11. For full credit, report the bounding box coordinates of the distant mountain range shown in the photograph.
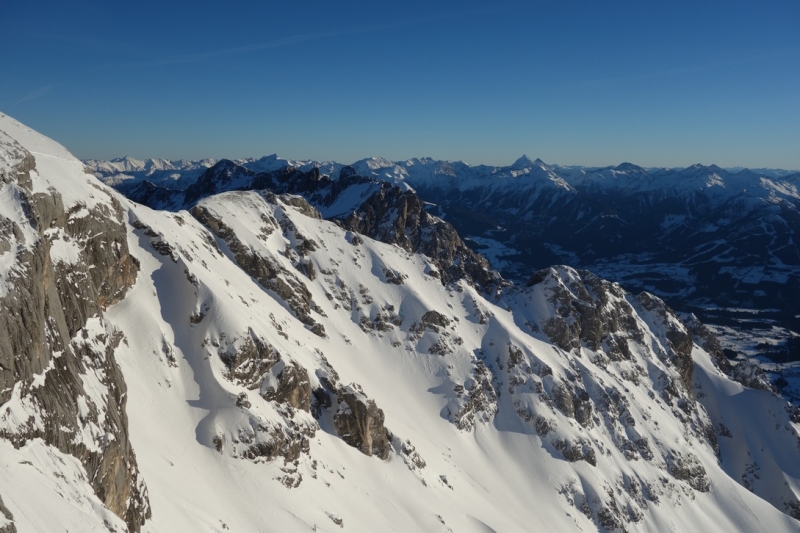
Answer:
[87,154,800,320]
[84,154,799,191]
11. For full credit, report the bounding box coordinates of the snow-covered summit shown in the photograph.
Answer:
[509,154,540,170]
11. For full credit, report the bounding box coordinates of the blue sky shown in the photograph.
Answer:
[2,0,799,168]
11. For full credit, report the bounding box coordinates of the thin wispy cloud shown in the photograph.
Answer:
[7,32,132,47]
[125,7,500,68]
[13,85,54,107]
[128,31,351,67]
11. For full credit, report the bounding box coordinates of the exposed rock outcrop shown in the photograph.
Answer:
[635,292,694,392]
[553,438,597,466]
[212,329,317,464]
[219,329,281,389]
[192,201,326,337]
[682,313,775,392]
[332,384,391,460]
[313,363,391,460]
[550,382,593,428]
[666,451,710,492]
[0,143,149,531]
[338,173,500,291]
[262,360,312,412]
[528,266,695,392]
[128,159,502,292]
[0,494,15,533]
[452,360,499,431]
[527,267,643,357]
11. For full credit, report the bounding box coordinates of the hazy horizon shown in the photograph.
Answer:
[81,151,800,174]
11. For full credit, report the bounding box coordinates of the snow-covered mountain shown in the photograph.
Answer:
[84,156,218,192]
[85,155,343,194]
[111,153,800,402]
[2,114,800,532]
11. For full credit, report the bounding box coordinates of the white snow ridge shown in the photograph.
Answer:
[1,111,800,532]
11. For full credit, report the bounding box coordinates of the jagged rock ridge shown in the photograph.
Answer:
[129,160,501,292]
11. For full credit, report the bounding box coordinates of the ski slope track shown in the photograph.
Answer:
[2,112,800,532]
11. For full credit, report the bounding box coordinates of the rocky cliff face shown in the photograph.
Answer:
[126,160,501,292]
[0,125,149,531]
[337,174,499,291]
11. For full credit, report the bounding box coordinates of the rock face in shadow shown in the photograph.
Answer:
[0,144,150,531]
[337,173,500,291]
[129,160,501,292]
[682,313,775,392]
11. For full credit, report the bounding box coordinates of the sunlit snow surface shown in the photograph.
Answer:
[1,112,799,532]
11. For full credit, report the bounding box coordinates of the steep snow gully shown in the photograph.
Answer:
[1,112,799,532]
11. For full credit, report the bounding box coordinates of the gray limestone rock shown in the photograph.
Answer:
[0,149,149,531]
[237,423,313,464]
[453,360,499,431]
[331,384,391,460]
[550,382,593,428]
[636,292,694,392]
[530,267,643,364]
[261,361,312,412]
[0,494,15,533]
[221,329,280,390]
[339,181,501,292]
[666,451,710,492]
[553,438,597,466]
[276,193,322,220]
[420,310,451,331]
[682,314,776,392]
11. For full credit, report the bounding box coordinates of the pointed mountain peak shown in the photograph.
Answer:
[511,155,545,170]
[211,158,238,170]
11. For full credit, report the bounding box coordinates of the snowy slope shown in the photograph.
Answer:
[2,113,800,532]
[108,190,800,532]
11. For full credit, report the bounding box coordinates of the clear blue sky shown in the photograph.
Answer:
[2,0,799,168]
